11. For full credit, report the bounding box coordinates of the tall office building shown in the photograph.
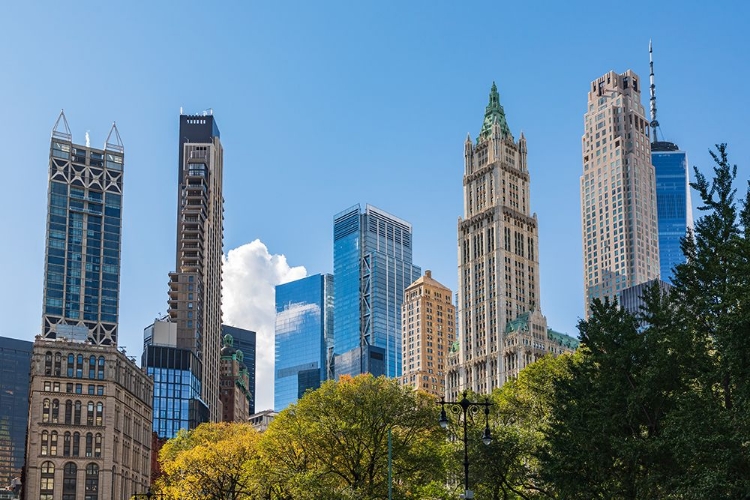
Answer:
[447,83,548,397]
[333,205,421,379]
[142,113,225,437]
[0,337,33,493]
[43,111,124,345]
[221,325,256,415]
[400,271,455,398]
[26,115,153,500]
[648,42,692,283]
[274,274,334,411]
[219,334,252,422]
[580,70,660,316]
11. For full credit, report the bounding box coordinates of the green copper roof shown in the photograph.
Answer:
[479,82,511,141]
[547,328,580,349]
[505,311,531,333]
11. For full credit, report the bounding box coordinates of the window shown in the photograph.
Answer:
[97,356,105,379]
[88,356,96,379]
[85,432,93,457]
[96,385,104,396]
[42,398,51,423]
[72,432,80,457]
[54,352,62,376]
[96,402,103,426]
[85,463,99,500]
[45,352,53,375]
[67,354,75,376]
[74,401,82,425]
[87,402,94,426]
[50,431,58,456]
[76,354,83,378]
[63,462,77,500]
[41,431,49,455]
[40,461,55,500]
[51,399,60,423]
[63,432,71,456]
[94,433,102,457]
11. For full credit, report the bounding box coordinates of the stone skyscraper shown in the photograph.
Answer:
[580,70,660,315]
[143,113,225,438]
[447,83,548,397]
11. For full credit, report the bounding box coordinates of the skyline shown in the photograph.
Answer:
[2,2,749,411]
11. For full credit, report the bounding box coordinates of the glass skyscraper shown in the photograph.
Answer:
[333,205,421,379]
[652,145,691,282]
[42,111,124,345]
[0,336,32,492]
[274,274,333,411]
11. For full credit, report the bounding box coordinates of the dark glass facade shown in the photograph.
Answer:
[333,205,420,379]
[652,145,691,283]
[274,274,333,411]
[0,337,33,490]
[43,121,124,345]
[221,325,256,414]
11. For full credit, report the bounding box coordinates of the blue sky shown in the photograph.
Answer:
[2,1,748,409]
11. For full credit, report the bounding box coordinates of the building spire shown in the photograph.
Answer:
[649,39,659,143]
[51,109,72,142]
[479,81,511,140]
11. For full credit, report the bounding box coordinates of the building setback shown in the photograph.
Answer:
[274,274,334,411]
[447,83,549,398]
[0,337,33,492]
[333,205,421,379]
[580,70,660,316]
[400,271,455,398]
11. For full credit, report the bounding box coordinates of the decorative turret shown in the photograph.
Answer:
[479,82,511,141]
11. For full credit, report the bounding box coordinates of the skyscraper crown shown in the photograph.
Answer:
[479,81,511,140]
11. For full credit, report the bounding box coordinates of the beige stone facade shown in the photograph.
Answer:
[400,271,455,398]
[24,338,153,500]
[447,84,548,399]
[581,70,660,317]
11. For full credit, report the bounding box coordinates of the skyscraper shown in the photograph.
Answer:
[333,204,421,379]
[26,115,153,500]
[580,70,660,316]
[142,112,225,438]
[648,42,693,283]
[447,83,548,397]
[274,274,334,411]
[219,333,252,422]
[400,271,455,398]
[0,336,32,493]
[43,111,124,345]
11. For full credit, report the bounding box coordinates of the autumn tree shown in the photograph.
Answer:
[259,374,447,500]
[156,422,262,500]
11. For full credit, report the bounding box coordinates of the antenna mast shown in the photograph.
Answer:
[649,39,659,144]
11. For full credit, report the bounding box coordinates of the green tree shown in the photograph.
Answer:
[156,422,262,500]
[259,374,446,500]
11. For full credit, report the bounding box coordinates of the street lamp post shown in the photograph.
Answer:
[438,391,492,500]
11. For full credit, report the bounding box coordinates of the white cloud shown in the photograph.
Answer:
[222,239,307,413]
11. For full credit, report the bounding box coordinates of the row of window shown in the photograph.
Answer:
[42,399,103,426]
[41,430,102,458]
[39,460,98,500]
[44,352,106,379]
[44,381,105,395]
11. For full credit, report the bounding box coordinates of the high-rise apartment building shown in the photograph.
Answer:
[221,325,256,415]
[274,274,334,411]
[26,115,152,500]
[142,113,225,436]
[43,111,124,345]
[333,205,421,379]
[648,42,692,283]
[219,334,252,422]
[580,70,660,316]
[0,336,33,492]
[447,83,549,397]
[400,271,455,398]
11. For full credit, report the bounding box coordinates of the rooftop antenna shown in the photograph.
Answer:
[649,39,659,144]
[105,122,124,153]
[51,110,72,141]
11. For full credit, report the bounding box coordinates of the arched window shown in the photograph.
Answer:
[63,462,77,500]
[76,354,83,378]
[74,400,82,425]
[88,355,96,379]
[44,351,53,375]
[41,430,49,455]
[87,402,94,426]
[65,400,73,425]
[40,461,55,500]
[54,352,62,376]
[67,353,75,377]
[95,402,103,426]
[94,433,102,458]
[50,431,58,456]
[97,356,105,380]
[85,463,99,500]
[42,398,51,423]
[85,432,93,457]
[72,432,80,457]
[63,432,71,456]
[51,399,60,423]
